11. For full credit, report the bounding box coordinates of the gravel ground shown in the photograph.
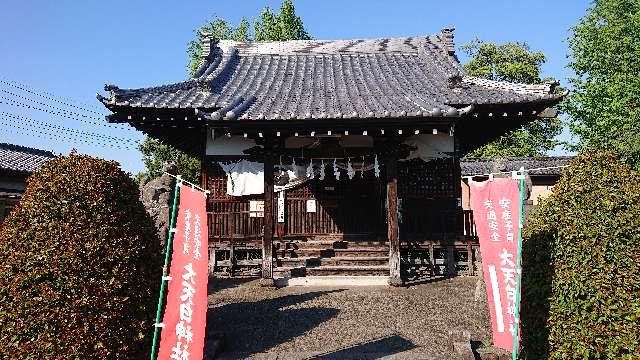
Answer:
[206,277,491,359]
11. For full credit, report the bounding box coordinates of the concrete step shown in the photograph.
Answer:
[305,265,389,276]
[320,256,389,266]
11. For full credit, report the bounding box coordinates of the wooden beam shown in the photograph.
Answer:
[260,151,275,286]
[201,126,208,190]
[386,158,402,286]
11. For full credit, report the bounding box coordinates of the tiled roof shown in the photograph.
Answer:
[461,156,574,177]
[0,143,56,173]
[99,28,564,122]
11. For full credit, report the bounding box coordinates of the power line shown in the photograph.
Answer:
[0,96,130,130]
[0,77,107,115]
[0,120,139,151]
[0,119,137,150]
[0,89,105,121]
[0,112,140,145]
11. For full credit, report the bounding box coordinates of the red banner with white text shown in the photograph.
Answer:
[157,185,208,360]
[469,178,521,351]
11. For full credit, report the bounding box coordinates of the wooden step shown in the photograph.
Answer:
[273,266,306,278]
[305,265,389,276]
[273,257,320,267]
[343,241,389,250]
[312,234,376,242]
[289,240,348,249]
[290,248,336,257]
[332,248,388,257]
[320,256,388,266]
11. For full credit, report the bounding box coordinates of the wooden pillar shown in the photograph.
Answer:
[386,158,402,286]
[261,153,275,286]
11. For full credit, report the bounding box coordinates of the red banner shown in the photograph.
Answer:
[469,178,521,351]
[157,185,208,360]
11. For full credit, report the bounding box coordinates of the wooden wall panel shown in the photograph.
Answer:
[206,157,465,242]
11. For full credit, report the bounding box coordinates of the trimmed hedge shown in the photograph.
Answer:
[521,151,640,358]
[0,154,162,358]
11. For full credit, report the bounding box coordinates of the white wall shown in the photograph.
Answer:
[206,131,454,160]
[402,133,454,161]
[206,132,259,156]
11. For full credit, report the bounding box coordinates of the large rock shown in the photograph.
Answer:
[139,162,177,252]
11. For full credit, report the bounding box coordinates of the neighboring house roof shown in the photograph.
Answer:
[98,28,564,123]
[461,156,574,177]
[0,143,56,173]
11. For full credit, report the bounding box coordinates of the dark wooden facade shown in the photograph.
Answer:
[205,151,479,283]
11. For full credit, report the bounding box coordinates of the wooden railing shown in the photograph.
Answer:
[208,201,264,240]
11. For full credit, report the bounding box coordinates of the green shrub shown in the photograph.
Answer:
[0,154,162,359]
[521,151,640,359]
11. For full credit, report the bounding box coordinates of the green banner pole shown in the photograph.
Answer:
[512,167,525,360]
[150,176,182,360]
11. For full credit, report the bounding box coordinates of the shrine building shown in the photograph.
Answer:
[98,28,564,286]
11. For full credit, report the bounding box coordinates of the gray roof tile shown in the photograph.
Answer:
[99,29,564,122]
[0,143,56,173]
[461,156,574,177]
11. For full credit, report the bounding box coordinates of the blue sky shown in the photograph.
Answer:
[0,0,590,174]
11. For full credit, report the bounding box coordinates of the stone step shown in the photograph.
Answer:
[320,256,389,266]
[305,265,389,276]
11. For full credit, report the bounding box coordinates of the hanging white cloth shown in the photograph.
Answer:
[220,160,264,196]
[219,160,306,196]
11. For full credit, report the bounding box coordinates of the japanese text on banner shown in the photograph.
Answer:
[157,185,208,360]
[469,178,521,351]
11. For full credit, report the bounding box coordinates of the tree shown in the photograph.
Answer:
[186,16,251,76]
[140,0,311,182]
[138,137,201,184]
[520,151,640,357]
[187,0,310,76]
[462,39,563,158]
[0,153,162,358]
[254,0,311,41]
[564,0,640,168]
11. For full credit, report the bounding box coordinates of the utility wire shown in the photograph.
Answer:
[0,77,107,115]
[0,120,138,151]
[0,97,129,130]
[0,118,134,150]
[0,112,140,145]
[0,89,105,121]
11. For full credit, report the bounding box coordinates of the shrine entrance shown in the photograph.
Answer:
[277,164,386,238]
